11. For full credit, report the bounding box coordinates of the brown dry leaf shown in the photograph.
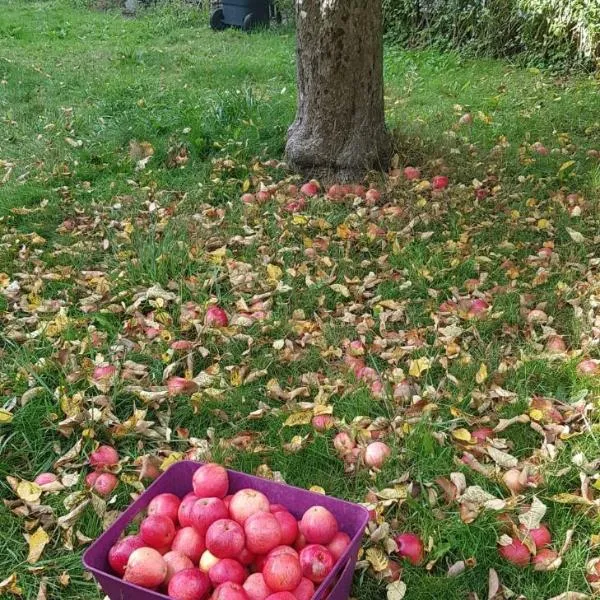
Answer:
[26,527,50,563]
[546,594,590,600]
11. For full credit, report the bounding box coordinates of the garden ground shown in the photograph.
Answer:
[1,1,600,599]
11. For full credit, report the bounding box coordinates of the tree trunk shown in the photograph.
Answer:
[286,0,392,181]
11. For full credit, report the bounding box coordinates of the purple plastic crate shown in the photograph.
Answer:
[83,460,369,600]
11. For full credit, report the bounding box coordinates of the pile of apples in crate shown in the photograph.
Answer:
[108,463,350,600]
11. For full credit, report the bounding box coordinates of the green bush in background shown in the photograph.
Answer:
[382,0,600,70]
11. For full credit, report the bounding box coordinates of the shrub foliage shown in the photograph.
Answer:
[382,0,600,69]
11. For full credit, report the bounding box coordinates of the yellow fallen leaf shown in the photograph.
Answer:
[452,428,473,443]
[266,264,283,282]
[475,363,488,384]
[0,408,13,423]
[558,160,575,173]
[242,179,250,192]
[309,485,326,494]
[160,452,183,471]
[529,408,544,422]
[283,411,313,427]
[336,223,352,239]
[366,547,389,572]
[208,246,227,264]
[27,527,49,564]
[0,573,22,596]
[17,481,42,503]
[409,357,431,378]
[330,283,350,298]
[537,218,550,230]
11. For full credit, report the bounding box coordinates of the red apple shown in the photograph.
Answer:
[192,463,229,499]
[241,193,256,204]
[163,551,195,585]
[212,582,249,600]
[403,166,421,180]
[148,493,181,525]
[533,548,559,570]
[364,441,391,469]
[498,538,530,566]
[291,578,314,600]
[299,506,338,545]
[209,558,247,586]
[298,544,334,583]
[365,189,381,205]
[205,519,245,559]
[245,511,282,555]
[204,306,229,328]
[229,489,270,525]
[191,497,229,536]
[168,568,211,600]
[311,415,334,432]
[140,514,176,550]
[518,524,552,549]
[300,181,319,197]
[333,432,355,455]
[92,472,118,496]
[172,526,206,563]
[108,535,145,576]
[432,175,449,190]
[123,547,167,589]
[394,533,424,566]
[178,492,199,528]
[294,533,307,552]
[269,504,286,514]
[243,572,272,600]
[237,547,255,566]
[272,511,298,546]
[89,445,119,469]
[265,594,296,600]
[327,531,351,561]
[263,553,303,592]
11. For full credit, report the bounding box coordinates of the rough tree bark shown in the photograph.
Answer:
[286,0,392,181]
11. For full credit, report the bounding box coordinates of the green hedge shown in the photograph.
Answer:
[382,0,600,69]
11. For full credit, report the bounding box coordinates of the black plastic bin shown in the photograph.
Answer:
[210,0,274,31]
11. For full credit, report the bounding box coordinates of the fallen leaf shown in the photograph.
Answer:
[487,446,518,468]
[408,357,431,378]
[16,481,42,503]
[26,527,50,564]
[387,580,407,600]
[366,547,389,572]
[518,496,547,530]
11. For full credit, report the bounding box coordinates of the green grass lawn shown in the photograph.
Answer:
[1,1,600,599]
